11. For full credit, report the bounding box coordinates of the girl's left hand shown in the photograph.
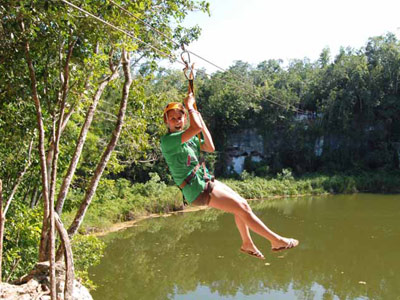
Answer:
[184,93,195,109]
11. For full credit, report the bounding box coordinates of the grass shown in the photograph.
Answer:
[61,170,400,233]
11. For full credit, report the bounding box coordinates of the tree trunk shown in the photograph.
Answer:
[55,53,120,215]
[30,188,39,209]
[54,213,74,300]
[67,49,132,238]
[21,20,54,299]
[23,36,51,261]
[45,40,66,191]
[47,38,76,300]
[0,180,4,282]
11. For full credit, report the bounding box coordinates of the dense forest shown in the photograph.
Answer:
[1,0,400,297]
[160,36,400,176]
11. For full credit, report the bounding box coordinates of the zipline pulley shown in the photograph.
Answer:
[181,45,195,94]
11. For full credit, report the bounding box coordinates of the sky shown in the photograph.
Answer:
[164,0,400,73]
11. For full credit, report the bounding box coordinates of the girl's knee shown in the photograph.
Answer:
[237,200,252,216]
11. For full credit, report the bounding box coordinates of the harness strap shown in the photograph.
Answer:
[202,160,213,182]
[179,156,214,206]
[179,162,202,189]
[179,156,213,188]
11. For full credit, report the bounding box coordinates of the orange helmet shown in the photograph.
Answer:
[163,102,185,122]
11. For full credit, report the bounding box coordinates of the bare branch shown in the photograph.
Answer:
[67,49,132,238]
[0,179,4,282]
[61,69,92,133]
[55,52,121,215]
[131,53,145,67]
[3,139,34,215]
[47,37,77,298]
[97,109,118,119]
[54,213,74,300]
[21,19,51,263]
[6,257,21,283]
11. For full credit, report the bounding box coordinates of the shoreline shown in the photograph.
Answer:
[86,171,400,238]
[91,205,208,237]
[90,192,329,237]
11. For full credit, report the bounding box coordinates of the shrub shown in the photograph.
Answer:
[2,203,42,282]
[72,234,106,290]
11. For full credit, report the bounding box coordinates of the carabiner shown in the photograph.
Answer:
[181,49,190,66]
[181,49,194,81]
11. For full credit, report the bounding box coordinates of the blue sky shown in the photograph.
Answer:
[165,0,400,73]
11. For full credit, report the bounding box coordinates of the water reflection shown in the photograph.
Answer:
[89,194,400,300]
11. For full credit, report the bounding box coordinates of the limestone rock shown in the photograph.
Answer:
[0,261,93,300]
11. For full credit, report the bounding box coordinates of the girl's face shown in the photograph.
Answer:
[166,109,186,133]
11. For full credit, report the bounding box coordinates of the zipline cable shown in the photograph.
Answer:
[106,0,305,114]
[61,0,305,114]
[108,0,181,49]
[59,0,185,67]
[107,0,240,74]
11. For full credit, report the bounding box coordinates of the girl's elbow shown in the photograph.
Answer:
[189,123,202,134]
[205,145,215,152]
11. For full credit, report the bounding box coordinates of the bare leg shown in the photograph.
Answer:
[218,182,260,252]
[209,180,298,250]
[234,215,252,246]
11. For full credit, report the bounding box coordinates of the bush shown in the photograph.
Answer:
[63,171,400,235]
[72,234,106,290]
[2,203,42,282]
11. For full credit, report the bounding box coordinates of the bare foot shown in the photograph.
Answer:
[271,238,299,252]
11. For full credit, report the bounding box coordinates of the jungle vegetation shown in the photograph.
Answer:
[1,0,400,295]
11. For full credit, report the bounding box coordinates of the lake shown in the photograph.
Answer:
[89,193,400,300]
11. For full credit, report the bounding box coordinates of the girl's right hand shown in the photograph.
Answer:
[184,93,195,109]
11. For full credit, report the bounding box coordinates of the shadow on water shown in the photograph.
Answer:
[89,194,400,300]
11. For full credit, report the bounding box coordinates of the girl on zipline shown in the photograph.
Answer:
[160,91,299,259]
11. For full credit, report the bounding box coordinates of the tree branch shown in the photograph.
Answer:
[20,19,51,263]
[47,37,77,299]
[54,213,74,300]
[3,139,34,215]
[67,49,132,238]
[0,180,4,282]
[55,52,121,215]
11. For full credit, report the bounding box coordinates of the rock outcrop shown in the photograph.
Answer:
[0,262,92,300]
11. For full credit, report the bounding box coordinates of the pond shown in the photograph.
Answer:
[89,193,400,300]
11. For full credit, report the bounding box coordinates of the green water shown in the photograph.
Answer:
[89,194,400,300]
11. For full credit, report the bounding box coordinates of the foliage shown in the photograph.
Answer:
[148,33,400,176]
[62,175,183,231]
[2,0,400,289]
[2,204,42,282]
[224,171,400,199]
[71,234,106,290]
[63,171,400,234]
[0,0,210,287]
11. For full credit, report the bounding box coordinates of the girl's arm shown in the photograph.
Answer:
[198,113,215,153]
[181,93,202,143]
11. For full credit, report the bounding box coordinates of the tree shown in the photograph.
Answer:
[1,0,209,297]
